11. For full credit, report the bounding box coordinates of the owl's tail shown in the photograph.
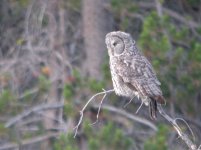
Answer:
[149,98,157,120]
[149,96,165,120]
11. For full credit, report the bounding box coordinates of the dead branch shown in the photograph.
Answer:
[74,88,199,149]
[73,88,158,138]
[158,104,197,150]
[93,104,158,132]
[5,103,64,128]
[18,88,39,100]
[73,89,114,137]
[90,89,108,125]
[0,132,60,150]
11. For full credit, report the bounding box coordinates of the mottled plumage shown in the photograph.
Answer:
[105,31,165,119]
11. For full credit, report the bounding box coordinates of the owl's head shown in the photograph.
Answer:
[105,31,138,57]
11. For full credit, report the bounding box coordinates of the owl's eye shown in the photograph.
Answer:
[112,42,117,47]
[111,36,125,55]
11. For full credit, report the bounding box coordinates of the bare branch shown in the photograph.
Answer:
[18,88,39,100]
[158,104,197,150]
[90,88,108,125]
[5,103,64,128]
[73,89,114,137]
[175,117,195,142]
[0,132,60,150]
[94,104,158,132]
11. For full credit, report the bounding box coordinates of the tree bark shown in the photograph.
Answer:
[41,0,67,149]
[82,0,112,79]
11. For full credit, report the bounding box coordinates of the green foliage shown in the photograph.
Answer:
[110,0,137,18]
[53,133,79,150]
[63,84,75,117]
[167,24,190,43]
[179,75,194,93]
[88,138,99,150]
[186,0,201,7]
[144,124,168,150]
[38,75,50,92]
[138,8,201,114]
[127,4,138,13]
[0,123,8,136]
[72,69,81,84]
[121,16,130,31]
[0,90,14,113]
[65,0,81,11]
[101,55,111,81]
[139,11,170,55]
[63,104,74,117]
[16,38,25,46]
[22,89,34,101]
[63,84,74,99]
[88,79,105,92]
[63,69,82,117]
[173,47,184,63]
[111,0,125,11]
[84,122,133,150]
[83,119,94,137]
[189,43,201,62]
[159,79,170,98]
[18,0,29,7]
[110,0,139,31]
[100,123,133,149]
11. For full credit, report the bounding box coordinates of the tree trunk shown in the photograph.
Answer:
[82,0,112,79]
[41,0,67,149]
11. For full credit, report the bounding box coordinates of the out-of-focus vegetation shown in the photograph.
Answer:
[0,0,201,149]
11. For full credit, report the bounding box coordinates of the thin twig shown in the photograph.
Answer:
[90,88,107,125]
[175,117,195,142]
[5,103,64,128]
[73,89,114,137]
[0,133,60,150]
[158,104,197,150]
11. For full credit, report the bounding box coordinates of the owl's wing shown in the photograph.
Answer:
[116,56,164,104]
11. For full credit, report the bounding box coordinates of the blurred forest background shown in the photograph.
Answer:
[0,0,201,149]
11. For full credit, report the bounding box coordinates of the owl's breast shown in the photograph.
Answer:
[109,58,134,97]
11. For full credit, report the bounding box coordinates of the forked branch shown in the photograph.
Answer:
[74,90,199,149]
[73,89,114,137]
[158,104,197,150]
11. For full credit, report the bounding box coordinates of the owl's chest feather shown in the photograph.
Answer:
[109,58,135,97]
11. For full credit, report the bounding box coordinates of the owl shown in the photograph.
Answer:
[105,31,165,119]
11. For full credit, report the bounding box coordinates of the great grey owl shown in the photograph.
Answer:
[105,31,165,119]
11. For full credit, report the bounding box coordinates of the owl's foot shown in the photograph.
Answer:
[134,91,140,100]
